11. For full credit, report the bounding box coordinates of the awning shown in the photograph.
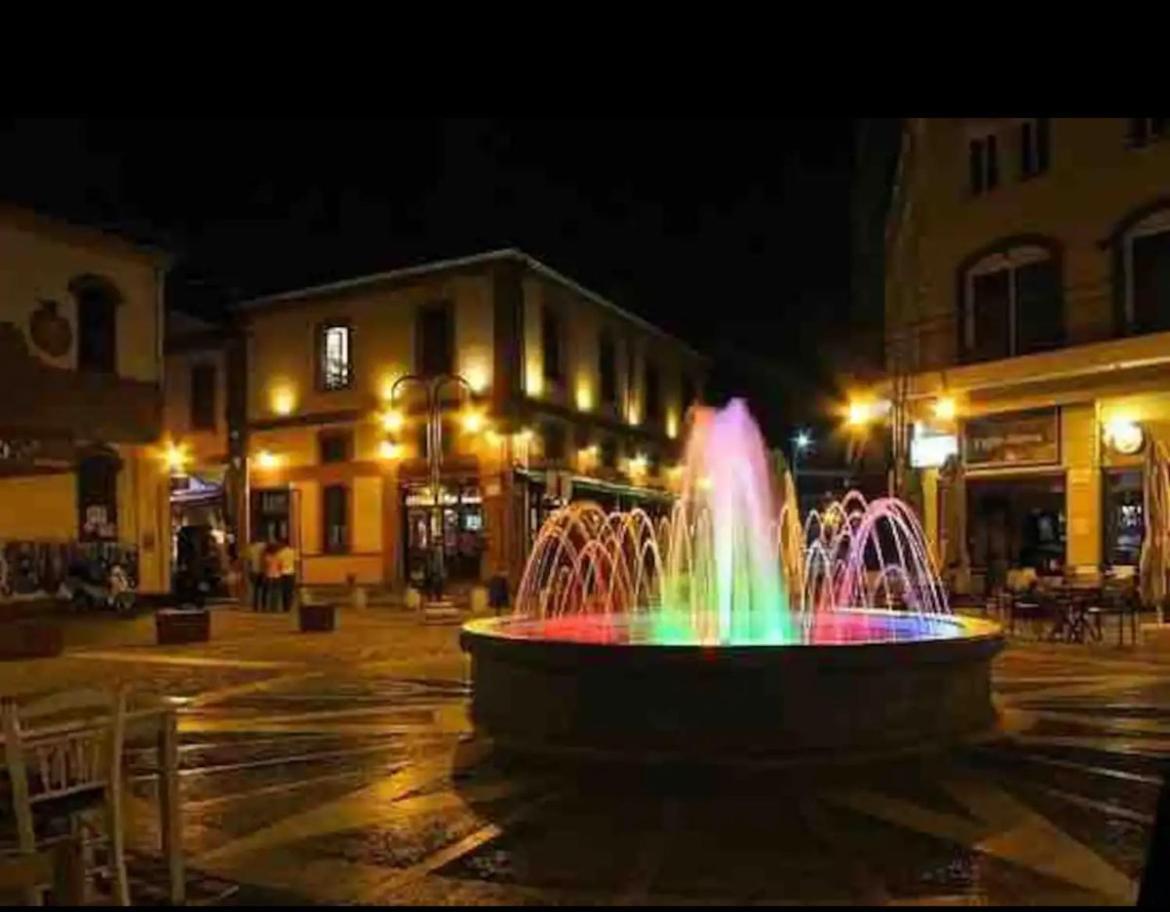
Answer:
[170,472,225,505]
[514,467,674,502]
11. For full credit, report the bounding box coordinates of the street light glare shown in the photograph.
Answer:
[794,432,811,451]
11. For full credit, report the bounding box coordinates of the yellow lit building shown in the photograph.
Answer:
[879,117,1170,593]
[235,250,708,589]
[0,204,172,600]
[162,310,246,582]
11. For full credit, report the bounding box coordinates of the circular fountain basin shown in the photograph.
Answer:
[461,610,1004,766]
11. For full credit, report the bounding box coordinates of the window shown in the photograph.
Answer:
[190,363,217,430]
[72,276,119,374]
[968,133,999,195]
[417,304,453,375]
[1128,118,1169,148]
[1019,118,1050,179]
[541,307,562,383]
[599,331,617,406]
[960,243,1062,363]
[644,362,661,420]
[1103,469,1144,567]
[323,485,349,553]
[251,489,290,543]
[319,429,352,464]
[1121,207,1170,335]
[318,323,352,391]
[77,449,119,541]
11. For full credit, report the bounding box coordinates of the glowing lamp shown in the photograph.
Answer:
[627,453,648,477]
[628,406,640,426]
[847,400,871,427]
[1104,417,1144,455]
[271,387,296,417]
[794,431,812,452]
[378,440,401,460]
[462,408,485,434]
[526,363,543,397]
[464,363,489,394]
[933,397,957,421]
[255,450,279,470]
[381,409,405,433]
[576,383,593,412]
[164,443,190,474]
[666,411,679,439]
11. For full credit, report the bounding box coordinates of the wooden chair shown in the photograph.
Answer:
[1,687,130,906]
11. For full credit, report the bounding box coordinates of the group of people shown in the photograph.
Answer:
[247,539,297,612]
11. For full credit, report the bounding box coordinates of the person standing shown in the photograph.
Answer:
[263,542,282,612]
[248,539,268,611]
[277,538,297,613]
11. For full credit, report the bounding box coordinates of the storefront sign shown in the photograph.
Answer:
[963,408,1059,467]
[910,423,958,468]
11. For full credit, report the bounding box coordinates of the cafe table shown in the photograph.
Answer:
[1,696,186,905]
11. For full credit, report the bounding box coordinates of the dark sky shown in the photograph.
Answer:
[0,117,878,446]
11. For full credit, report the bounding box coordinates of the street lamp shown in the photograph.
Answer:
[388,372,476,600]
[791,429,813,503]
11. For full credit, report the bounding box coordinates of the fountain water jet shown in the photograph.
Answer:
[463,399,1003,762]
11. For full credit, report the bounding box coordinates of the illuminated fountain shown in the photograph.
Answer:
[462,399,1002,763]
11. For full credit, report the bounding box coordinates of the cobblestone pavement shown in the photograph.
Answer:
[4,606,1168,905]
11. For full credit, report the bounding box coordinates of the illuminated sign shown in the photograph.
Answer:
[963,408,1060,467]
[911,430,958,468]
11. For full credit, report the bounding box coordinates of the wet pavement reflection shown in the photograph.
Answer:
[57,610,1164,904]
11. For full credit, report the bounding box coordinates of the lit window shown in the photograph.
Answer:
[319,323,352,391]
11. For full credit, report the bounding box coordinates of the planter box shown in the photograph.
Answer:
[299,602,336,633]
[0,622,64,661]
[156,608,210,645]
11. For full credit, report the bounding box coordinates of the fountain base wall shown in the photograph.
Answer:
[461,614,1004,764]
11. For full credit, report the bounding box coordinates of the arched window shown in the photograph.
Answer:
[77,446,121,541]
[1117,204,1170,335]
[69,275,121,374]
[958,239,1063,363]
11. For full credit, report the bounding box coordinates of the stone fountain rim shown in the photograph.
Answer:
[461,610,1003,669]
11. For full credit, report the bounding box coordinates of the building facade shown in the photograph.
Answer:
[879,117,1170,593]
[231,250,707,590]
[0,204,172,601]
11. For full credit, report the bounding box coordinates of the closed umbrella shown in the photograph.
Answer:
[1140,439,1170,623]
[940,455,970,596]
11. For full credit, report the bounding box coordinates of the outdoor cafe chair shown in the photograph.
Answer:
[1,687,130,906]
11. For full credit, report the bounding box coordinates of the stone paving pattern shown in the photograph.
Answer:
[2,605,1167,905]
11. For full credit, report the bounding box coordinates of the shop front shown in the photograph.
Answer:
[402,478,485,588]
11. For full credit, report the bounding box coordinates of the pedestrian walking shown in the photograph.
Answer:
[248,539,267,611]
[277,538,297,613]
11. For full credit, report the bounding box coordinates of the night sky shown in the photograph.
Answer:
[0,117,881,449]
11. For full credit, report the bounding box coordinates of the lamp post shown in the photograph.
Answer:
[791,429,812,505]
[389,372,474,600]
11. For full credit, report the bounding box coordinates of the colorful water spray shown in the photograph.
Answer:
[512,398,952,646]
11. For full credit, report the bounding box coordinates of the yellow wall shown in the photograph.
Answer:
[0,219,161,383]
[243,257,708,588]
[0,474,76,540]
[163,347,228,465]
[888,118,1170,369]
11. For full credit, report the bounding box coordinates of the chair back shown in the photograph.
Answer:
[2,687,127,811]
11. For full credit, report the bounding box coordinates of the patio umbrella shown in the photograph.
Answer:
[1140,439,1170,623]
